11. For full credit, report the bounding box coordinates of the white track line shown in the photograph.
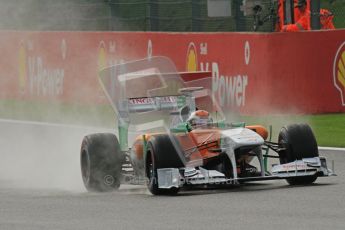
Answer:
[318,147,345,151]
[0,118,114,132]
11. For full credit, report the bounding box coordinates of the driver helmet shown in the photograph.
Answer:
[187,110,212,127]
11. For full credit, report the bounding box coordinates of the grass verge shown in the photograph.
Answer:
[1,99,344,147]
[242,114,345,148]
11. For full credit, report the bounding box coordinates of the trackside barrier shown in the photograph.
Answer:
[1,30,345,114]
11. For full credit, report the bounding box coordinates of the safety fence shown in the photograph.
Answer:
[320,0,345,29]
[0,0,343,32]
[108,0,276,32]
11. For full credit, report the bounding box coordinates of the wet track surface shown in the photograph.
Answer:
[0,120,344,230]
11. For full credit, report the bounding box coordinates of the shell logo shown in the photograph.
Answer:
[98,41,107,71]
[333,41,345,106]
[18,42,27,93]
[186,42,198,72]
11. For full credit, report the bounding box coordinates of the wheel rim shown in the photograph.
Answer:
[148,160,154,181]
[146,151,155,186]
[81,151,91,184]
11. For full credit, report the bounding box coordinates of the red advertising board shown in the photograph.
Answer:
[0,30,344,114]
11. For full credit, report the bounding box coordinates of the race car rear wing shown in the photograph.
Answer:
[98,56,214,151]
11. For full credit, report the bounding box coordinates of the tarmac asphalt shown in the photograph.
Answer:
[0,119,344,230]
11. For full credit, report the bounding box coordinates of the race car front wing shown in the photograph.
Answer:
[156,157,336,189]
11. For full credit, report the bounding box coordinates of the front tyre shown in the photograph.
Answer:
[146,135,184,195]
[278,124,319,185]
[81,133,125,192]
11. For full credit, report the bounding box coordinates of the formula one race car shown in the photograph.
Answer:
[80,57,335,195]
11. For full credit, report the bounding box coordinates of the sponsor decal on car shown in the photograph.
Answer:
[282,164,308,170]
[129,96,177,105]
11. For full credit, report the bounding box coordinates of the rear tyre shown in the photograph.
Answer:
[278,124,319,185]
[80,133,125,192]
[146,135,184,195]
